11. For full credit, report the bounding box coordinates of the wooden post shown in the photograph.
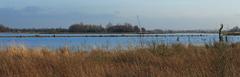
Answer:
[219,24,224,42]
[217,24,226,77]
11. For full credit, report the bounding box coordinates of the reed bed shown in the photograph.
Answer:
[0,43,239,77]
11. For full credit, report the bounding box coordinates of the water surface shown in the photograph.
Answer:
[0,33,239,49]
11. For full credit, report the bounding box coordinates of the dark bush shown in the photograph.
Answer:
[0,24,10,32]
[69,23,105,33]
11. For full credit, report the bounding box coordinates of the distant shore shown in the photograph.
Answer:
[223,32,240,35]
[0,33,213,38]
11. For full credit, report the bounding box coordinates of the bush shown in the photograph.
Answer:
[0,24,10,32]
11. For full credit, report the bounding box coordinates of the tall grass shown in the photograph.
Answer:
[0,43,240,77]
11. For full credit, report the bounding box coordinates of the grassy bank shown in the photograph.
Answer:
[223,32,240,35]
[0,43,240,77]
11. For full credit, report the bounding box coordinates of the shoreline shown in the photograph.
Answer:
[0,33,214,38]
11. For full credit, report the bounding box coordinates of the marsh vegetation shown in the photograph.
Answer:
[0,43,239,77]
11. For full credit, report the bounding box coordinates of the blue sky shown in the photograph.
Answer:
[0,0,240,30]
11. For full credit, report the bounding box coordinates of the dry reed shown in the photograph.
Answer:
[0,43,239,77]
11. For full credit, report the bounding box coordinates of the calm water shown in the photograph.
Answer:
[0,33,240,49]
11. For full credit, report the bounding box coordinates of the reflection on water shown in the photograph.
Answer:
[0,33,240,49]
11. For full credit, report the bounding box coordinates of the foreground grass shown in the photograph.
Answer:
[0,43,240,77]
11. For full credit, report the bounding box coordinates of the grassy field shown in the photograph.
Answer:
[0,43,239,77]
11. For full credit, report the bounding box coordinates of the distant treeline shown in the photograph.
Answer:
[1,23,238,34]
[69,23,146,33]
[0,23,146,33]
[228,26,240,32]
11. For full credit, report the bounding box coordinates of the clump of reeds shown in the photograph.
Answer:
[0,43,239,77]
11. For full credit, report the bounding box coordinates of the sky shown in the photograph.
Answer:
[0,0,240,30]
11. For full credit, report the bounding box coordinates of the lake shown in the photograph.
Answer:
[0,33,240,49]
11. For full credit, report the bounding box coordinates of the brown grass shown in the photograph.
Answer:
[0,43,240,77]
